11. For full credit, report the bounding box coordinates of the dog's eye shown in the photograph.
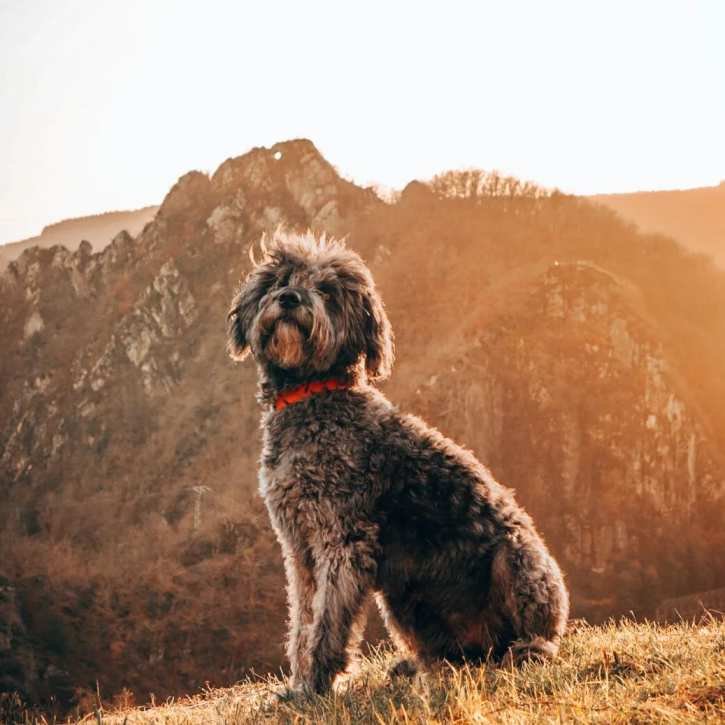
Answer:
[316,283,333,299]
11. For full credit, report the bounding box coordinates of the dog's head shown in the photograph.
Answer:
[227,233,394,383]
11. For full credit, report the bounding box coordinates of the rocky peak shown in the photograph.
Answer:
[157,171,214,221]
[206,138,378,242]
[98,229,136,268]
[5,244,47,282]
[211,138,330,193]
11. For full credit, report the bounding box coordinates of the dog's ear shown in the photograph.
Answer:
[227,267,274,361]
[362,287,394,381]
[227,289,252,361]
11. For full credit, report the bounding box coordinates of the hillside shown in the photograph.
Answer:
[591,183,725,268]
[0,206,159,270]
[7,619,724,724]
[1,140,724,716]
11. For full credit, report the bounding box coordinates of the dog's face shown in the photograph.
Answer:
[227,235,393,382]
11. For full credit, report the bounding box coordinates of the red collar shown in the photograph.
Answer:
[274,379,351,411]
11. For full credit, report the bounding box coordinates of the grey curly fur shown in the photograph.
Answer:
[227,232,569,696]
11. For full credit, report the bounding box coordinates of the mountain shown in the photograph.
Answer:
[0,206,159,270]
[1,140,723,715]
[591,183,725,267]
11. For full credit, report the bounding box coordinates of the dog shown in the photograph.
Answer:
[227,232,569,696]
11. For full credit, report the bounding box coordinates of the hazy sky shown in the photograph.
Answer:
[1,0,724,244]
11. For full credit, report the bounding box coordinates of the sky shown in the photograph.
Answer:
[1,0,724,244]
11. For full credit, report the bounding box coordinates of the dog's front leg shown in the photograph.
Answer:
[301,539,377,694]
[280,539,315,688]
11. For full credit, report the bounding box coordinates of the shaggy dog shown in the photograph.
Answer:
[227,233,569,696]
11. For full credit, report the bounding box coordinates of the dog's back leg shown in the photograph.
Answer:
[491,537,569,665]
[376,590,466,675]
[342,593,370,674]
[375,591,420,676]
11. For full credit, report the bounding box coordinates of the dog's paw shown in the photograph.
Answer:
[501,637,558,668]
[388,657,419,678]
[273,684,312,703]
[333,664,361,694]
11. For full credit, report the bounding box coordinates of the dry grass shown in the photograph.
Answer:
[56,617,724,724]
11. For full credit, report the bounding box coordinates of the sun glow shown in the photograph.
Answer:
[1,0,724,244]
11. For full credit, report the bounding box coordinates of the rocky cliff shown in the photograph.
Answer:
[1,140,723,713]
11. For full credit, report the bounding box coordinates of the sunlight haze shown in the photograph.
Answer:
[1,0,724,243]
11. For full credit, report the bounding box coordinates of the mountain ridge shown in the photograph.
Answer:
[590,182,725,267]
[0,206,159,270]
[1,139,723,715]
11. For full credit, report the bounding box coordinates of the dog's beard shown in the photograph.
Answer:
[265,319,306,369]
[253,296,340,373]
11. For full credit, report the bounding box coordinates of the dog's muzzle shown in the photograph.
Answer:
[278,289,303,310]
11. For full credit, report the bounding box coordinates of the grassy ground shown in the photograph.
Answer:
[41,618,725,723]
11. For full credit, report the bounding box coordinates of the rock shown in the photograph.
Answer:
[158,171,213,220]
[88,260,198,394]
[23,311,44,339]
[206,204,245,245]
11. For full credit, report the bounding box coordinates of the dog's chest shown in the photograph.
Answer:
[259,410,372,529]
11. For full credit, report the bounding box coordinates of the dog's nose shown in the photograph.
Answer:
[278,289,302,309]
